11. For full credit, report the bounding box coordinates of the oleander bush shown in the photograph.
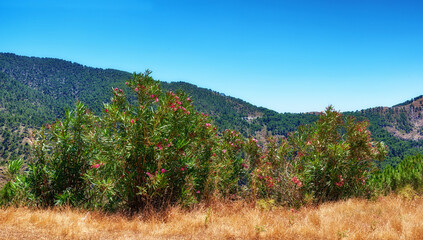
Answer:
[1,71,394,212]
[241,107,388,206]
[288,107,388,203]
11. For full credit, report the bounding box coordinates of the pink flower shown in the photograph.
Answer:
[222,149,226,153]
[91,164,100,169]
[135,87,139,92]
[336,175,345,187]
[291,176,302,187]
[131,119,135,124]
[105,108,108,113]
[181,167,185,171]
[161,168,165,174]
[187,97,191,102]
[155,97,159,102]
[146,172,152,178]
[125,82,128,85]
[196,190,200,194]
[114,88,118,91]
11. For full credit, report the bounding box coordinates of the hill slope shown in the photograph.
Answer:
[347,97,423,164]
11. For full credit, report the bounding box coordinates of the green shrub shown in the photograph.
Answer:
[85,71,220,211]
[27,101,98,207]
[0,158,32,206]
[291,106,387,202]
[244,106,387,205]
[370,153,423,194]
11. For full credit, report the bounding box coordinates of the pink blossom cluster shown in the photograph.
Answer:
[166,92,190,114]
[291,176,302,187]
[146,168,166,178]
[90,162,104,169]
[336,175,345,187]
[265,175,274,188]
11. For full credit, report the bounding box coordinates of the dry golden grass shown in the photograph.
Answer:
[1,194,423,239]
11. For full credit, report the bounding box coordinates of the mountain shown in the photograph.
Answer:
[387,96,423,140]
[345,97,423,165]
[0,52,422,166]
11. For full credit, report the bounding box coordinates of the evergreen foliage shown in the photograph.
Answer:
[370,153,423,195]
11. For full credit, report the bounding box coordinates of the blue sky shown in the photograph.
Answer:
[1,0,423,113]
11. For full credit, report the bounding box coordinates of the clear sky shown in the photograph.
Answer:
[1,0,423,113]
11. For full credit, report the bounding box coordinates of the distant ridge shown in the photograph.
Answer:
[393,95,423,108]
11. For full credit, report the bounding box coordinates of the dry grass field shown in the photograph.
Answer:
[1,194,423,240]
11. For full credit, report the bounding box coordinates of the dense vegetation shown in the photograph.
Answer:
[0,52,422,172]
[0,71,394,212]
